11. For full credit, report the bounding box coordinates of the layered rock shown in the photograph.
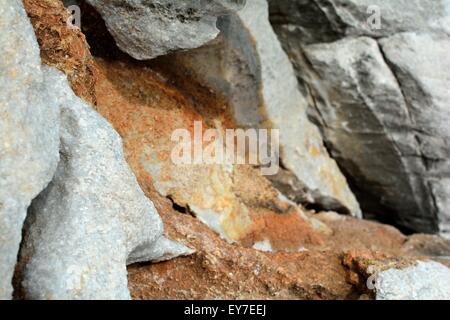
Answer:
[270,0,450,234]
[0,0,60,299]
[269,0,450,44]
[165,0,361,216]
[379,32,450,234]
[84,0,246,60]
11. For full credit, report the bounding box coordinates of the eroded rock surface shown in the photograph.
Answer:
[166,0,361,217]
[85,0,246,60]
[18,67,192,300]
[270,0,450,234]
[93,56,325,252]
[0,0,60,299]
[269,0,450,44]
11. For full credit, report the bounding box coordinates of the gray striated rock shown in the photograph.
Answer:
[85,0,246,60]
[19,67,192,300]
[269,0,450,45]
[302,36,444,233]
[0,0,60,300]
[167,0,361,217]
[269,0,450,234]
[379,32,450,234]
[375,261,450,300]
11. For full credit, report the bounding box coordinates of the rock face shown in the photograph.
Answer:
[18,67,192,300]
[0,0,60,299]
[270,0,450,234]
[85,0,246,60]
[375,261,450,300]
[93,57,325,252]
[166,0,361,217]
[269,0,450,44]
[379,33,450,234]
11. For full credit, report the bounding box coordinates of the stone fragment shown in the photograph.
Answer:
[375,261,450,300]
[85,0,246,60]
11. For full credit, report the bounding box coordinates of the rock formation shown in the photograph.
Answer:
[0,0,60,299]
[165,0,361,216]
[18,67,192,300]
[0,0,449,301]
[1,0,191,300]
[270,0,450,234]
[85,0,246,60]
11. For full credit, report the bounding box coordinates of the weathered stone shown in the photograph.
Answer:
[269,0,450,45]
[379,32,450,234]
[165,0,361,217]
[93,57,325,252]
[85,0,246,60]
[0,0,60,300]
[375,261,450,300]
[19,67,192,300]
[301,36,438,233]
[270,0,450,234]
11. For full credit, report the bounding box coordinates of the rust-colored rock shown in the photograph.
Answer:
[93,56,323,251]
[23,0,97,105]
[20,2,450,300]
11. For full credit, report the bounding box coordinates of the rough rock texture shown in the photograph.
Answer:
[23,0,97,106]
[8,0,450,300]
[301,37,438,232]
[93,56,326,251]
[166,0,361,217]
[85,0,246,60]
[375,261,450,300]
[270,0,450,234]
[379,32,450,234]
[129,205,450,300]
[0,0,60,300]
[269,0,450,44]
[17,67,192,300]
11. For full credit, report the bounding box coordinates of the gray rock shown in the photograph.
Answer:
[19,67,192,300]
[270,0,450,234]
[302,36,444,233]
[0,0,60,300]
[85,0,246,60]
[375,261,450,300]
[167,0,361,216]
[269,0,450,44]
[380,32,450,234]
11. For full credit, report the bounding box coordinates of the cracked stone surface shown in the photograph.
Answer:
[85,0,246,60]
[269,0,450,44]
[270,0,450,234]
[18,67,192,300]
[165,0,361,217]
[0,0,60,300]
[379,32,450,234]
